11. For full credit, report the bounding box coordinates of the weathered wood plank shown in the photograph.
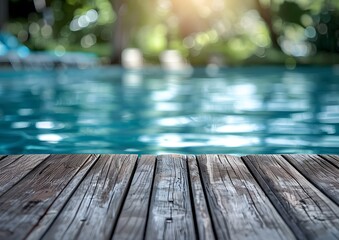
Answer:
[0,155,49,196]
[321,155,339,169]
[197,154,295,240]
[0,155,7,161]
[0,154,97,240]
[187,155,215,240]
[243,155,339,240]
[26,154,100,240]
[113,155,156,240]
[41,154,137,240]
[0,155,22,170]
[284,154,339,205]
[145,154,196,240]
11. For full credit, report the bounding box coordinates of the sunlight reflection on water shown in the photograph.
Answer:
[0,66,338,154]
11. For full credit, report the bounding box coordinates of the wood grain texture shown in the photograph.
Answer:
[284,154,339,205]
[26,154,100,240]
[145,154,196,240]
[0,155,49,196]
[187,155,215,240]
[113,155,156,240]
[41,154,137,240]
[321,155,339,169]
[0,155,22,170]
[0,154,96,240]
[197,154,295,240]
[0,153,338,240]
[244,155,339,240]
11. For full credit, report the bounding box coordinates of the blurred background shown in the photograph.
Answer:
[1,0,339,155]
[1,0,339,66]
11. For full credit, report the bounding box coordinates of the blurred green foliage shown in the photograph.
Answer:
[5,0,339,65]
[7,0,114,59]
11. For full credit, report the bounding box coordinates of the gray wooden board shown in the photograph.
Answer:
[26,154,100,240]
[41,154,137,240]
[0,155,22,170]
[0,155,7,161]
[0,154,96,240]
[0,155,49,196]
[321,155,339,169]
[113,155,156,240]
[145,154,196,240]
[187,155,215,240]
[284,154,339,205]
[1,153,339,240]
[197,154,295,240]
[244,155,339,240]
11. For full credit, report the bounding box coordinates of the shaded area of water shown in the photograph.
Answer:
[0,66,338,154]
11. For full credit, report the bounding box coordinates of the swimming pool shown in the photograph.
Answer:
[0,66,338,154]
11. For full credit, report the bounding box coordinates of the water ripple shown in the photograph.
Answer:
[0,66,338,154]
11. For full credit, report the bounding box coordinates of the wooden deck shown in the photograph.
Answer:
[0,154,338,240]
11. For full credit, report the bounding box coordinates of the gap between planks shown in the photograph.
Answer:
[0,154,338,240]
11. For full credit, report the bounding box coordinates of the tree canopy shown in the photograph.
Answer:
[5,0,339,65]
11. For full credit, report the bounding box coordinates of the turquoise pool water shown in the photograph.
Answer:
[0,66,338,154]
